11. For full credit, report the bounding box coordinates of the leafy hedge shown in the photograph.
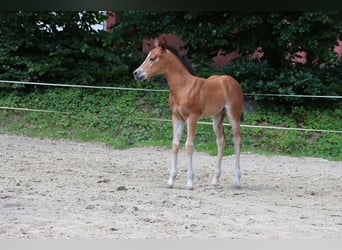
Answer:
[112,11,342,106]
[0,11,128,89]
[1,11,341,106]
[0,87,341,160]
[213,59,341,107]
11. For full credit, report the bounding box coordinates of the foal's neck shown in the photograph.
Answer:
[164,51,194,93]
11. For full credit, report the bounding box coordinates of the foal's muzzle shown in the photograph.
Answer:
[133,69,146,82]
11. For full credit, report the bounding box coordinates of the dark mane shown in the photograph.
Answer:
[166,46,196,76]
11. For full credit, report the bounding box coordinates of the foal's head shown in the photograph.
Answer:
[133,37,169,82]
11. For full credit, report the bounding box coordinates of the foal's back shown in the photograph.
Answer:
[196,74,243,118]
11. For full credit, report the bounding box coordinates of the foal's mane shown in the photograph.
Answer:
[166,46,196,76]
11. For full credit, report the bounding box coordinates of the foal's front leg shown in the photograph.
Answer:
[185,115,198,190]
[167,116,184,188]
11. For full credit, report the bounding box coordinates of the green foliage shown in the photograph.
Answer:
[215,58,340,107]
[1,11,341,105]
[113,11,342,105]
[217,59,277,93]
[0,87,341,160]
[242,106,342,159]
[113,11,342,66]
[0,11,128,88]
[1,11,342,160]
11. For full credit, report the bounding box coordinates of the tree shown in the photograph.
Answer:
[0,11,128,88]
[113,11,342,68]
[112,11,342,98]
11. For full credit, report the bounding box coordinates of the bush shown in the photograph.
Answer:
[0,11,129,90]
[216,58,341,107]
[217,59,277,94]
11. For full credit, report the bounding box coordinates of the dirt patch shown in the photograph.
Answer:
[0,134,341,239]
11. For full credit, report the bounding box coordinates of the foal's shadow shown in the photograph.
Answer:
[201,183,275,192]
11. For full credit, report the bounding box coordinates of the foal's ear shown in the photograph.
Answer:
[159,37,167,50]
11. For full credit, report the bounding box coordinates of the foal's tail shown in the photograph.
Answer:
[240,112,244,122]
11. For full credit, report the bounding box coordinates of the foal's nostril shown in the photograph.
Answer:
[133,69,145,82]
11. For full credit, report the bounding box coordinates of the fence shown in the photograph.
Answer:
[1,79,342,134]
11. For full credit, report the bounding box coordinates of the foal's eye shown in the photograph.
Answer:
[149,57,157,62]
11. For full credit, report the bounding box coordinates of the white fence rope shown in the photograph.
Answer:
[0,106,70,114]
[1,80,342,98]
[245,93,342,99]
[133,117,342,134]
[0,80,169,93]
[1,80,341,134]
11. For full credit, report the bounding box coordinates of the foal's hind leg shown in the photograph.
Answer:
[211,111,226,185]
[226,107,242,187]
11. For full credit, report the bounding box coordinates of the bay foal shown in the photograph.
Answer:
[133,38,243,190]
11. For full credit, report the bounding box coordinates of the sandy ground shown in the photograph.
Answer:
[0,134,341,239]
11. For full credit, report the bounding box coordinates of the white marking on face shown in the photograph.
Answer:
[133,52,152,81]
[147,53,159,68]
[143,51,151,65]
[140,51,159,70]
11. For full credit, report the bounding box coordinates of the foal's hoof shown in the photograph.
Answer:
[211,179,219,186]
[166,184,173,189]
[234,175,241,189]
[186,185,194,191]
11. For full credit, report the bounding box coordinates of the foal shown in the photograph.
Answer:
[133,38,243,190]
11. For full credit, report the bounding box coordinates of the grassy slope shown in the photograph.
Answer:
[0,87,341,160]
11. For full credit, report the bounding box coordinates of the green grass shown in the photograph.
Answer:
[0,87,341,160]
